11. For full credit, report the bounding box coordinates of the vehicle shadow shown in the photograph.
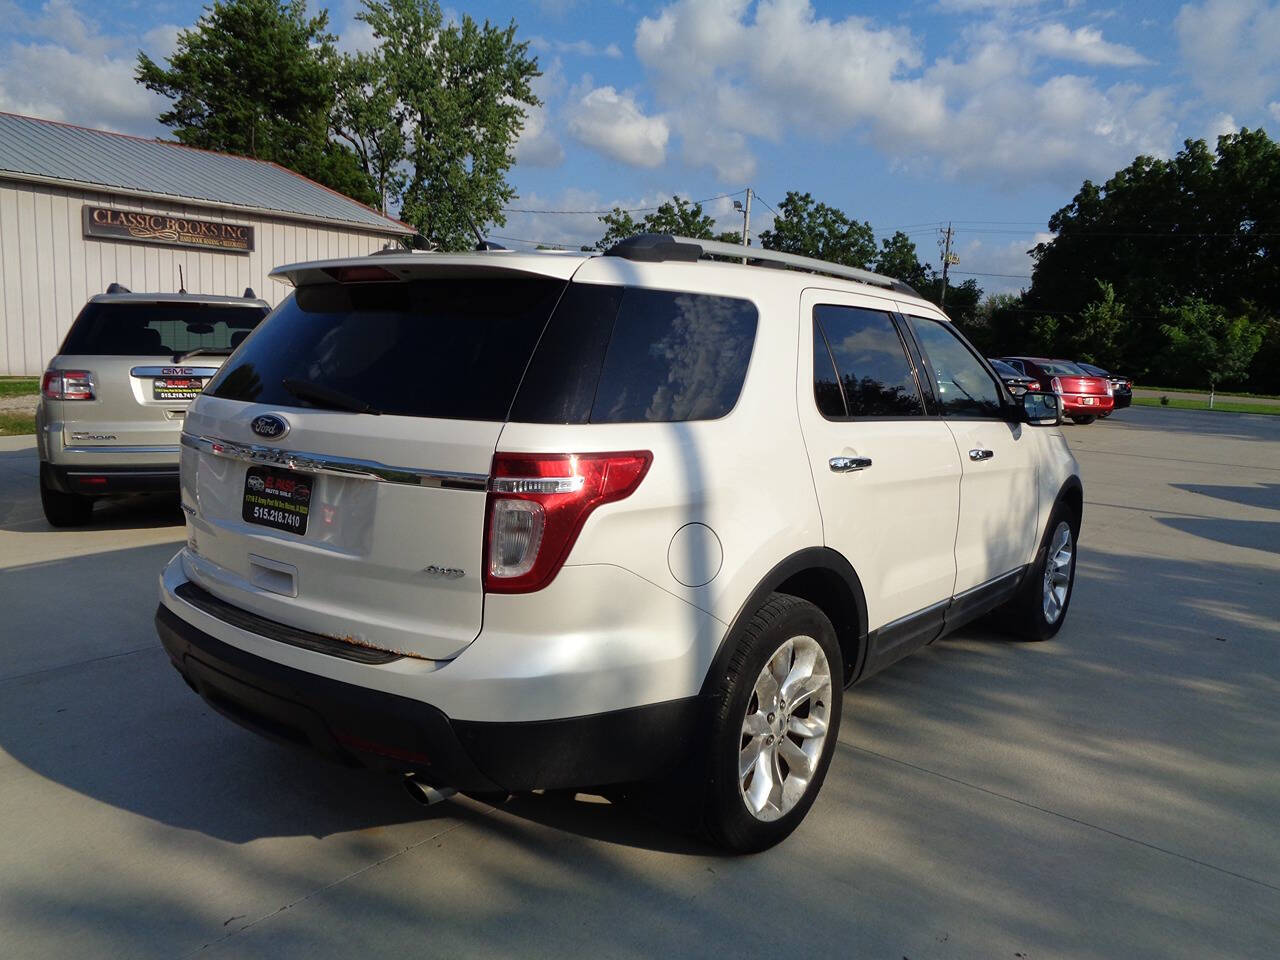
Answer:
[1154,515,1280,554]
[1170,482,1280,512]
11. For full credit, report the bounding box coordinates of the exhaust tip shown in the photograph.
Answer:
[404,776,458,807]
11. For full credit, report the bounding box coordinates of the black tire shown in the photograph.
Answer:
[40,478,93,527]
[1001,504,1078,641]
[702,593,843,853]
[1069,415,1096,425]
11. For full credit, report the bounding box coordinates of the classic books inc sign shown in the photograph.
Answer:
[83,206,254,254]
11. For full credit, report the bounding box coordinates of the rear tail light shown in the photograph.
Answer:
[41,370,95,400]
[1105,379,1114,396]
[484,451,652,593]
[1050,377,1062,394]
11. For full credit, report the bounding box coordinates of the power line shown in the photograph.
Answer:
[502,189,746,216]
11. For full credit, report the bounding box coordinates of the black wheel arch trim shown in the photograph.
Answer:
[702,547,870,694]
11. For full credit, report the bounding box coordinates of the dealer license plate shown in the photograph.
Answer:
[1083,396,1096,405]
[153,377,204,401]
[242,466,312,535]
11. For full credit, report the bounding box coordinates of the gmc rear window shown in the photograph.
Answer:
[60,302,267,356]
[208,278,758,424]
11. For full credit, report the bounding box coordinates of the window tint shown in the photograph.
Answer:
[592,289,756,422]
[60,302,267,356]
[812,323,846,417]
[813,305,923,418]
[207,278,567,421]
[908,317,1003,418]
[511,285,758,424]
[509,283,622,424]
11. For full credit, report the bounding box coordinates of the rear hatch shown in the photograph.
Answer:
[53,299,267,448]
[181,259,579,660]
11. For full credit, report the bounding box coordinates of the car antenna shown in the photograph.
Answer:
[178,264,187,294]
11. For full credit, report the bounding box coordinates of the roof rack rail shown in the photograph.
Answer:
[604,234,919,297]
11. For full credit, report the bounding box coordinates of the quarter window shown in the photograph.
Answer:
[908,317,1004,418]
[812,305,924,418]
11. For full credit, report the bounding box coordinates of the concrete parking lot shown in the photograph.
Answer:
[1,407,1277,960]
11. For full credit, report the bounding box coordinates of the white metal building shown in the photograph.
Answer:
[0,112,415,376]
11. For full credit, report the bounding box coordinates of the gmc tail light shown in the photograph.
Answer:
[41,370,95,400]
[1050,376,1063,394]
[484,451,652,593]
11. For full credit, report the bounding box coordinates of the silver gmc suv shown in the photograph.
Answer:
[36,285,269,526]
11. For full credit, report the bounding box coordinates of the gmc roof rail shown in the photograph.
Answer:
[603,233,919,296]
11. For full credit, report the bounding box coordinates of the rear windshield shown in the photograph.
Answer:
[206,278,567,421]
[1038,360,1087,376]
[989,359,1019,377]
[208,277,758,424]
[60,302,267,356]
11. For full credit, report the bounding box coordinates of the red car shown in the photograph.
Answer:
[1000,357,1114,424]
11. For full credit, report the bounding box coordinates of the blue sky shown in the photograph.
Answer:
[2,0,1278,292]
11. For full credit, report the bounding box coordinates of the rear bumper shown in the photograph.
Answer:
[1060,393,1114,414]
[156,603,702,791]
[42,460,179,495]
[1112,392,1132,409]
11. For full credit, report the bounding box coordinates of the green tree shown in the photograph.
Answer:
[1025,128,1280,387]
[360,0,539,250]
[136,0,375,205]
[595,196,717,250]
[758,191,876,267]
[1064,280,1125,367]
[1158,298,1264,404]
[332,51,407,213]
[874,231,928,287]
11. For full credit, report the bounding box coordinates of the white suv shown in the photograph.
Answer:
[155,235,1081,852]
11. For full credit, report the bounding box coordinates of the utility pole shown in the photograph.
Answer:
[734,188,753,264]
[938,222,956,309]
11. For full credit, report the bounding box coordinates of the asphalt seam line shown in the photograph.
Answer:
[852,744,1280,894]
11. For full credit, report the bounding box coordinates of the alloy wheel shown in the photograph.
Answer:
[738,636,833,822]
[1042,520,1073,624]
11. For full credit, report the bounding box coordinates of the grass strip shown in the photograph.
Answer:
[1132,397,1280,415]
[0,412,36,435]
[0,377,39,398]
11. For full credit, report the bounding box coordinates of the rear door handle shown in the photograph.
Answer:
[829,456,873,472]
[969,448,995,462]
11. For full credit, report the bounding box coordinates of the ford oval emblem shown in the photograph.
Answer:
[251,414,289,440]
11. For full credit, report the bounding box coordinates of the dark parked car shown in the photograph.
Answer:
[1077,363,1132,411]
[1000,357,1113,424]
[989,358,1039,396]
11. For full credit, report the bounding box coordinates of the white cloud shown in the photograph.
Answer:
[530,37,624,58]
[0,2,168,135]
[515,58,566,168]
[1270,101,1280,120]
[1022,24,1153,67]
[1175,0,1280,110]
[933,0,1042,10]
[565,81,669,167]
[633,0,1177,188]
[1208,112,1239,139]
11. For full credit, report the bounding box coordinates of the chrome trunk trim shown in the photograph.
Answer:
[181,433,489,491]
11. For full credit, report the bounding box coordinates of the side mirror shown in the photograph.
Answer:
[1022,390,1061,426]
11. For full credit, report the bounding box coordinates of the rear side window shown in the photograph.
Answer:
[812,305,923,418]
[512,286,758,424]
[207,278,567,421]
[60,302,267,356]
